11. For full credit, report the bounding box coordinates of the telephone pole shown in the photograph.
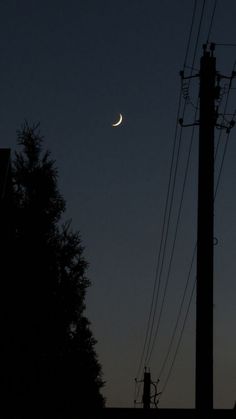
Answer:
[142,370,151,409]
[195,43,216,412]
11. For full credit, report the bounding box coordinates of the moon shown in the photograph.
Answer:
[112,113,123,127]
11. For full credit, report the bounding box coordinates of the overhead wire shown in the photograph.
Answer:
[134,87,184,405]
[145,0,227,396]
[159,277,196,396]
[146,105,198,367]
[154,0,218,382]
[151,0,220,379]
[144,0,206,368]
[183,0,198,68]
[135,0,198,379]
[142,0,199,361]
[185,0,206,73]
[206,0,218,45]
[157,243,197,381]
[134,0,235,406]
[135,89,183,382]
[144,120,184,367]
[215,43,236,47]
[135,0,212,403]
[134,0,199,401]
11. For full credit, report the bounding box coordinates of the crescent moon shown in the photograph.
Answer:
[112,113,123,127]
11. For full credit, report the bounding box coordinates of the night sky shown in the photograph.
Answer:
[1,0,235,409]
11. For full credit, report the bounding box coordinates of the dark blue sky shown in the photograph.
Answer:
[1,0,235,408]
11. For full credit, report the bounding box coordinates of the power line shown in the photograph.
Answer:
[135,87,183,384]
[183,0,198,69]
[135,0,207,392]
[215,43,236,47]
[144,121,184,367]
[185,0,206,71]
[136,0,206,376]
[146,0,212,372]
[206,0,218,44]
[159,278,196,396]
[157,244,197,381]
[144,0,206,366]
[146,0,217,388]
[146,109,198,366]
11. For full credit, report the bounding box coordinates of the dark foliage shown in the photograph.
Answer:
[5,122,105,417]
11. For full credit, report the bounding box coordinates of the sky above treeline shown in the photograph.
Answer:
[0,0,235,409]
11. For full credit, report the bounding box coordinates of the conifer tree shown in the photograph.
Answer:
[9,122,104,416]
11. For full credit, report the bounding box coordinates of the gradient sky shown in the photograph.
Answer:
[0,0,235,409]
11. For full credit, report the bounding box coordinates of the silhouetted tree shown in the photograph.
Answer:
[8,122,104,417]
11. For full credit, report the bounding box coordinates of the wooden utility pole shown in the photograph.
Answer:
[142,370,151,409]
[195,44,216,412]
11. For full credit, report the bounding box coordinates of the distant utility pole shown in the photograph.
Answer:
[195,43,216,412]
[139,369,161,409]
[142,370,151,409]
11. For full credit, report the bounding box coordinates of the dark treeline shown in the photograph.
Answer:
[1,122,104,417]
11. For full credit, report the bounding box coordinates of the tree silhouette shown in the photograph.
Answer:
[7,122,104,417]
